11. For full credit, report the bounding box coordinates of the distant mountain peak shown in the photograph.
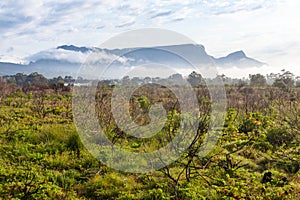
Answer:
[226,50,246,59]
[57,45,91,53]
[216,50,265,68]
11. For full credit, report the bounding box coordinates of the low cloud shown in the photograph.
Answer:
[27,48,131,66]
[27,48,89,63]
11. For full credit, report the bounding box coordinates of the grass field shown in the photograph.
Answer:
[0,79,300,199]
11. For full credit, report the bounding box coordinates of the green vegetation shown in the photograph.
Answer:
[0,72,300,199]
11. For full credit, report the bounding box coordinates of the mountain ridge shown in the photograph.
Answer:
[0,44,266,78]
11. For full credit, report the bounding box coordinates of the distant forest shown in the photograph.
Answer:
[1,69,299,90]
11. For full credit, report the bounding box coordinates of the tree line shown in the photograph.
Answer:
[1,69,299,90]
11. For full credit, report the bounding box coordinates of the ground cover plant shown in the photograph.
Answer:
[0,72,300,199]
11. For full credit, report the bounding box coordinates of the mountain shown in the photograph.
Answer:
[0,62,30,76]
[0,44,266,78]
[57,45,91,53]
[215,50,265,68]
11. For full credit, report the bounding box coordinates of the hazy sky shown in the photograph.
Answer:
[0,0,299,77]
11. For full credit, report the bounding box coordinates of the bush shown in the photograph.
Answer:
[267,128,294,147]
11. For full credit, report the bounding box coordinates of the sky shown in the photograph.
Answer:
[0,0,299,77]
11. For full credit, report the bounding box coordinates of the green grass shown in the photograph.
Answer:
[0,86,300,199]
